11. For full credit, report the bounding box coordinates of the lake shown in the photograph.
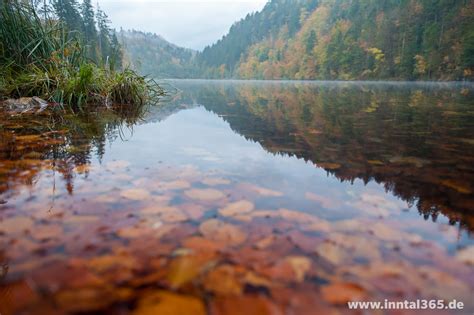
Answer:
[1,80,473,314]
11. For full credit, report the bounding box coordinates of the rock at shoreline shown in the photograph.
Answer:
[3,97,49,114]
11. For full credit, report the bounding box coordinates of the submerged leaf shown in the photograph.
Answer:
[199,219,247,245]
[120,188,151,200]
[219,200,255,217]
[158,180,191,190]
[202,178,231,186]
[321,282,367,305]
[184,189,226,201]
[132,291,206,315]
[238,183,284,197]
[315,241,348,265]
[285,256,312,282]
[167,255,214,289]
[0,216,34,234]
[456,246,474,265]
[203,264,243,295]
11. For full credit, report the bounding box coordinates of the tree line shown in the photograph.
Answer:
[31,0,122,69]
[197,0,474,81]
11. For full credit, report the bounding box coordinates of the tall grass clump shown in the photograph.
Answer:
[0,0,163,110]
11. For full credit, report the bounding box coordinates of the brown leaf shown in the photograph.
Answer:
[142,205,180,215]
[55,287,133,312]
[238,183,283,197]
[203,264,243,295]
[278,208,326,226]
[242,271,272,288]
[199,219,247,245]
[142,206,189,223]
[158,180,191,190]
[160,211,188,223]
[185,189,226,201]
[369,222,402,241]
[285,256,312,282]
[180,203,206,220]
[117,226,149,239]
[315,241,349,265]
[30,224,63,240]
[202,178,231,186]
[219,200,255,217]
[456,246,474,265]
[120,188,151,200]
[182,236,224,253]
[64,215,99,224]
[254,235,277,250]
[0,216,34,234]
[321,282,367,305]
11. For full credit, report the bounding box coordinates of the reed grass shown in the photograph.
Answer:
[0,0,163,110]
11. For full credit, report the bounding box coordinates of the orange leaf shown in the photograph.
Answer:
[132,291,206,315]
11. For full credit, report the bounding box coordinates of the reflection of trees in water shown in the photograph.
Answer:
[185,82,474,231]
[0,105,146,196]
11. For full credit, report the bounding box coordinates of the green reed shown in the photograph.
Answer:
[0,0,163,110]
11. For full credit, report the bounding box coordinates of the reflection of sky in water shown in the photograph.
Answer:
[89,105,471,249]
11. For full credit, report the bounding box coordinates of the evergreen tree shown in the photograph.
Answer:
[96,4,112,64]
[305,30,316,54]
[110,32,123,70]
[51,0,83,33]
[81,0,97,61]
[95,4,122,69]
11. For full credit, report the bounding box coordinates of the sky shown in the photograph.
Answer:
[98,0,268,51]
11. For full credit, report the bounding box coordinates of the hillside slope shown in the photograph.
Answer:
[199,0,474,81]
[119,30,198,79]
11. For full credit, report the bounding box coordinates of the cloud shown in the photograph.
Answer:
[98,0,268,50]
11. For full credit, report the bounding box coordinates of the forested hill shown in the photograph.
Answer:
[119,30,198,79]
[198,0,474,81]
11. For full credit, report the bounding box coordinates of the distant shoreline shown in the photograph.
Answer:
[159,78,474,86]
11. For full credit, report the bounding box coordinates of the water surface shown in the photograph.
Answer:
[1,80,473,314]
